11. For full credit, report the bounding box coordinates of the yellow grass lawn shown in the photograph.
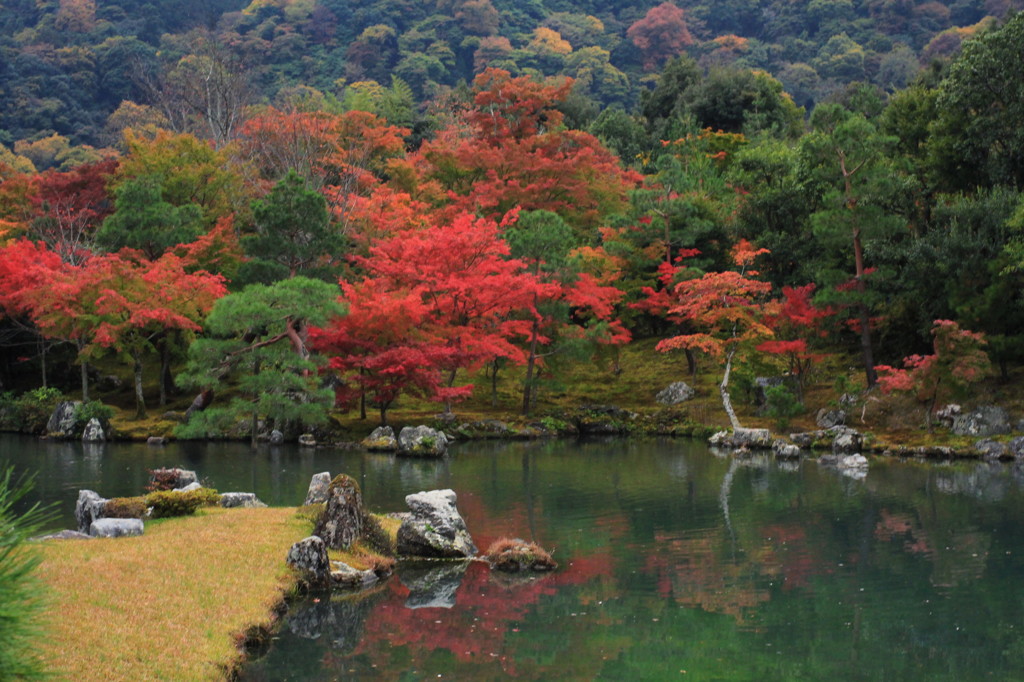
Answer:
[35,506,307,681]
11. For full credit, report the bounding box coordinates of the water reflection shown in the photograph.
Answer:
[5,434,1024,680]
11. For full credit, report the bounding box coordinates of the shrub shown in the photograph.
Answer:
[294,504,325,527]
[72,401,115,433]
[765,384,802,431]
[145,468,181,492]
[4,388,64,434]
[361,513,396,556]
[0,467,53,679]
[145,489,219,519]
[103,497,148,519]
[484,537,557,572]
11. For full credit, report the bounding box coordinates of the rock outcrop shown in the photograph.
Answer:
[397,426,448,457]
[219,492,266,508]
[396,489,476,559]
[75,489,107,533]
[47,401,80,438]
[89,518,144,538]
[286,536,331,587]
[816,408,846,429]
[952,406,1012,437]
[656,382,694,405]
[304,471,332,506]
[314,474,365,550]
[81,418,105,442]
[362,426,398,451]
[709,427,773,450]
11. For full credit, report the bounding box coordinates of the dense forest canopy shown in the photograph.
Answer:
[2,0,1024,432]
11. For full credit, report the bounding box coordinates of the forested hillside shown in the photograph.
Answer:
[2,1,1024,437]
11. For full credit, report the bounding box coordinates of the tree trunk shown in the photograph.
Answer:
[720,349,742,431]
[77,339,89,402]
[490,358,501,408]
[359,368,367,420]
[844,156,877,389]
[250,406,258,449]
[133,352,147,419]
[159,339,172,407]
[522,318,540,417]
[40,339,47,388]
[685,348,698,378]
[379,403,387,426]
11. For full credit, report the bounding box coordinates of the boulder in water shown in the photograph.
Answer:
[396,489,476,558]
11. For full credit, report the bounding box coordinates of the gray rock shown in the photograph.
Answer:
[330,561,380,588]
[816,408,846,429]
[832,427,863,454]
[772,440,802,459]
[149,468,197,489]
[75,490,107,533]
[936,403,962,428]
[269,429,284,445]
[397,425,448,457]
[975,439,1011,460]
[397,489,476,558]
[286,536,330,586]
[31,529,93,542]
[314,475,364,550]
[709,427,773,450]
[839,454,869,470]
[298,433,317,447]
[98,374,122,390]
[219,492,266,508]
[400,561,469,609]
[952,406,1012,437]
[146,436,166,446]
[789,431,825,448]
[655,381,695,405]
[362,426,398,451]
[1009,437,1024,458]
[82,418,105,442]
[47,401,81,438]
[176,481,202,492]
[89,518,144,538]
[304,471,332,506]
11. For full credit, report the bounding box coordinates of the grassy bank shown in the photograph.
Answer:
[35,507,308,681]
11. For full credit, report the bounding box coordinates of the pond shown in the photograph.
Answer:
[4,434,1024,680]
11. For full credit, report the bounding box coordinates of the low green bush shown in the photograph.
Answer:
[765,384,802,431]
[72,401,115,433]
[0,388,63,434]
[145,489,220,519]
[102,497,148,519]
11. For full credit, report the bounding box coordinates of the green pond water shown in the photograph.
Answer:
[4,434,1024,680]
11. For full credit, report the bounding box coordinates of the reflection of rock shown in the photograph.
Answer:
[284,590,384,652]
[397,489,476,558]
[777,459,801,473]
[400,561,469,609]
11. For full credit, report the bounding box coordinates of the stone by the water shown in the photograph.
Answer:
[81,418,105,442]
[397,426,448,456]
[47,401,81,438]
[304,471,332,506]
[149,467,197,490]
[952,406,1012,437]
[269,429,284,445]
[484,538,557,573]
[89,517,144,538]
[220,492,266,508]
[176,481,202,492]
[330,561,380,588]
[75,489,108,533]
[298,433,317,447]
[397,489,476,559]
[362,426,398,451]
[146,436,166,446]
[314,475,364,550]
[816,408,846,429]
[286,536,330,586]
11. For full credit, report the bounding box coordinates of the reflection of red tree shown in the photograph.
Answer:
[758,524,831,592]
[875,509,932,555]
[355,554,613,675]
